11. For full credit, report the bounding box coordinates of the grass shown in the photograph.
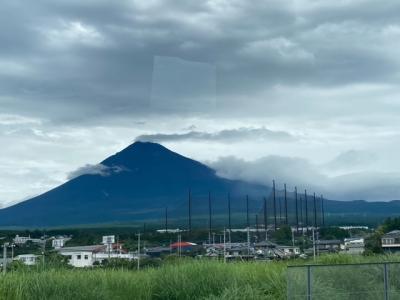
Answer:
[0,260,287,300]
[1,254,400,300]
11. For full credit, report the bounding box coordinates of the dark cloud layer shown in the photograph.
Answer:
[2,0,400,123]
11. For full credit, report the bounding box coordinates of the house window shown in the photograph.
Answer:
[84,255,89,260]
[77,255,81,260]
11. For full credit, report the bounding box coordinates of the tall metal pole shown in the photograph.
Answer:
[165,207,168,233]
[255,214,259,240]
[299,196,303,234]
[246,195,249,229]
[313,192,317,228]
[228,193,232,243]
[279,192,282,225]
[305,190,309,235]
[321,195,325,226]
[223,227,226,263]
[208,191,212,244]
[137,232,141,270]
[188,189,192,233]
[263,197,268,241]
[273,180,277,231]
[284,183,288,225]
[295,187,299,233]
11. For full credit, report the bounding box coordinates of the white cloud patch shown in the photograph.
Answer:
[67,164,126,180]
[42,20,108,48]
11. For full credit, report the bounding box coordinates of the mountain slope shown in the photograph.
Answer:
[0,142,268,227]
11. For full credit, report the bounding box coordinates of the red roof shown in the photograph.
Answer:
[170,242,197,248]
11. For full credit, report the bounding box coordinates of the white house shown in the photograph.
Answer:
[58,245,107,268]
[52,236,71,249]
[13,235,42,245]
[15,254,39,266]
[343,238,365,254]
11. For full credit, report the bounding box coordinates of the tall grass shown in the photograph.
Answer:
[0,260,287,300]
[1,254,399,300]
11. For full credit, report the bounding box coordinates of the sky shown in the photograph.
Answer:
[1,0,400,205]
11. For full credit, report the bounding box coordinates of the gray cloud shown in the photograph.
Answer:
[135,127,295,143]
[210,152,400,201]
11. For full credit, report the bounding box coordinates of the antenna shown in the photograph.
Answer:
[284,183,288,225]
[295,187,299,233]
[273,180,277,231]
[305,190,309,235]
[188,189,192,233]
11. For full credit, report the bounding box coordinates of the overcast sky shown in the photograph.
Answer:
[1,0,400,205]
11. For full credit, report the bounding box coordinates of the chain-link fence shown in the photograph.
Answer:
[287,262,400,299]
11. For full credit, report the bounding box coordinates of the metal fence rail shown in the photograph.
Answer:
[287,262,400,300]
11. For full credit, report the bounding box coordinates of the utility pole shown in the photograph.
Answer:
[321,195,325,226]
[273,180,277,231]
[305,190,309,235]
[188,189,192,234]
[263,197,268,241]
[228,193,232,243]
[284,183,288,225]
[295,187,299,233]
[246,195,249,229]
[313,192,317,229]
[137,232,141,270]
[208,191,212,244]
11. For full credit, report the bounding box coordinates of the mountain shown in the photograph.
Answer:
[0,142,268,227]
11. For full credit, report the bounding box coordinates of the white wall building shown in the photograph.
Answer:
[13,235,42,245]
[59,245,106,268]
[52,237,71,249]
[15,254,39,266]
[343,238,365,254]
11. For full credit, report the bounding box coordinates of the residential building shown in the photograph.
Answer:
[58,245,107,267]
[52,236,71,249]
[15,254,39,266]
[343,238,365,254]
[382,230,400,253]
[13,235,42,245]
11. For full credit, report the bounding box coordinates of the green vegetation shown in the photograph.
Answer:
[0,260,286,300]
[1,255,400,300]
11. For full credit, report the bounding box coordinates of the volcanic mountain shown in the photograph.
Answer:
[0,142,268,227]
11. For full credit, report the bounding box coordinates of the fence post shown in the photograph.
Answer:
[307,265,312,300]
[384,263,389,300]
